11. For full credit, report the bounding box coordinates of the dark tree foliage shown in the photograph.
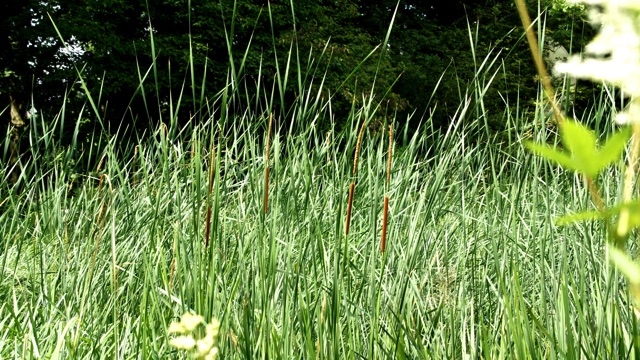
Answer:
[1,1,64,115]
[1,0,595,144]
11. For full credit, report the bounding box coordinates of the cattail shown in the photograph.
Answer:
[381,124,393,253]
[386,125,393,186]
[345,119,367,236]
[345,182,355,236]
[381,197,389,253]
[264,113,273,214]
[353,119,367,177]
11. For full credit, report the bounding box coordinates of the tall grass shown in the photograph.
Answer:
[1,2,638,359]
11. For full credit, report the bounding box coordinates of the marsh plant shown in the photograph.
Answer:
[524,0,640,306]
[7,1,640,359]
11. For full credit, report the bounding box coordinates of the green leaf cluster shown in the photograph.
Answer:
[526,121,630,178]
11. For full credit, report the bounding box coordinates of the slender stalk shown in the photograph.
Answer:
[8,96,25,185]
[381,197,389,253]
[132,145,139,187]
[169,257,176,291]
[75,174,112,350]
[514,0,564,126]
[345,118,367,235]
[586,177,605,213]
[345,182,355,236]
[617,123,640,240]
[205,140,215,247]
[264,113,273,214]
[515,0,608,216]
[386,124,393,187]
[169,230,177,292]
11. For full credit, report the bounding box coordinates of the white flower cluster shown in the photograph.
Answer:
[168,313,221,360]
[555,0,640,123]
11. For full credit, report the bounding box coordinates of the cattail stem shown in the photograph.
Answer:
[204,206,212,246]
[353,120,367,177]
[264,113,273,214]
[517,0,608,230]
[264,167,270,214]
[386,125,393,186]
[616,123,640,241]
[205,142,215,247]
[169,257,176,291]
[345,119,367,235]
[132,145,138,187]
[515,0,564,126]
[345,182,355,235]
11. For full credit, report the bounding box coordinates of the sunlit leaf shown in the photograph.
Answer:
[597,126,631,168]
[525,142,574,170]
[560,121,602,177]
[555,210,603,226]
[609,245,640,285]
[555,200,640,227]
[527,121,631,178]
[614,200,640,235]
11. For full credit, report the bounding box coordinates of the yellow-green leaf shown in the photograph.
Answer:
[597,127,631,169]
[609,245,640,285]
[525,142,574,170]
[527,121,631,178]
[555,210,603,226]
[560,120,599,176]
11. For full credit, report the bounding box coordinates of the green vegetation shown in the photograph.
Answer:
[1,0,595,136]
[2,0,640,358]
[524,0,640,339]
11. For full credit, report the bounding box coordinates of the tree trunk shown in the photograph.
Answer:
[8,96,25,184]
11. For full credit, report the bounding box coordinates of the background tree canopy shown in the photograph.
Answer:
[1,0,595,139]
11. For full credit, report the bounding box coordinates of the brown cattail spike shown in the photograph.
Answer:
[381,196,389,253]
[381,124,393,253]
